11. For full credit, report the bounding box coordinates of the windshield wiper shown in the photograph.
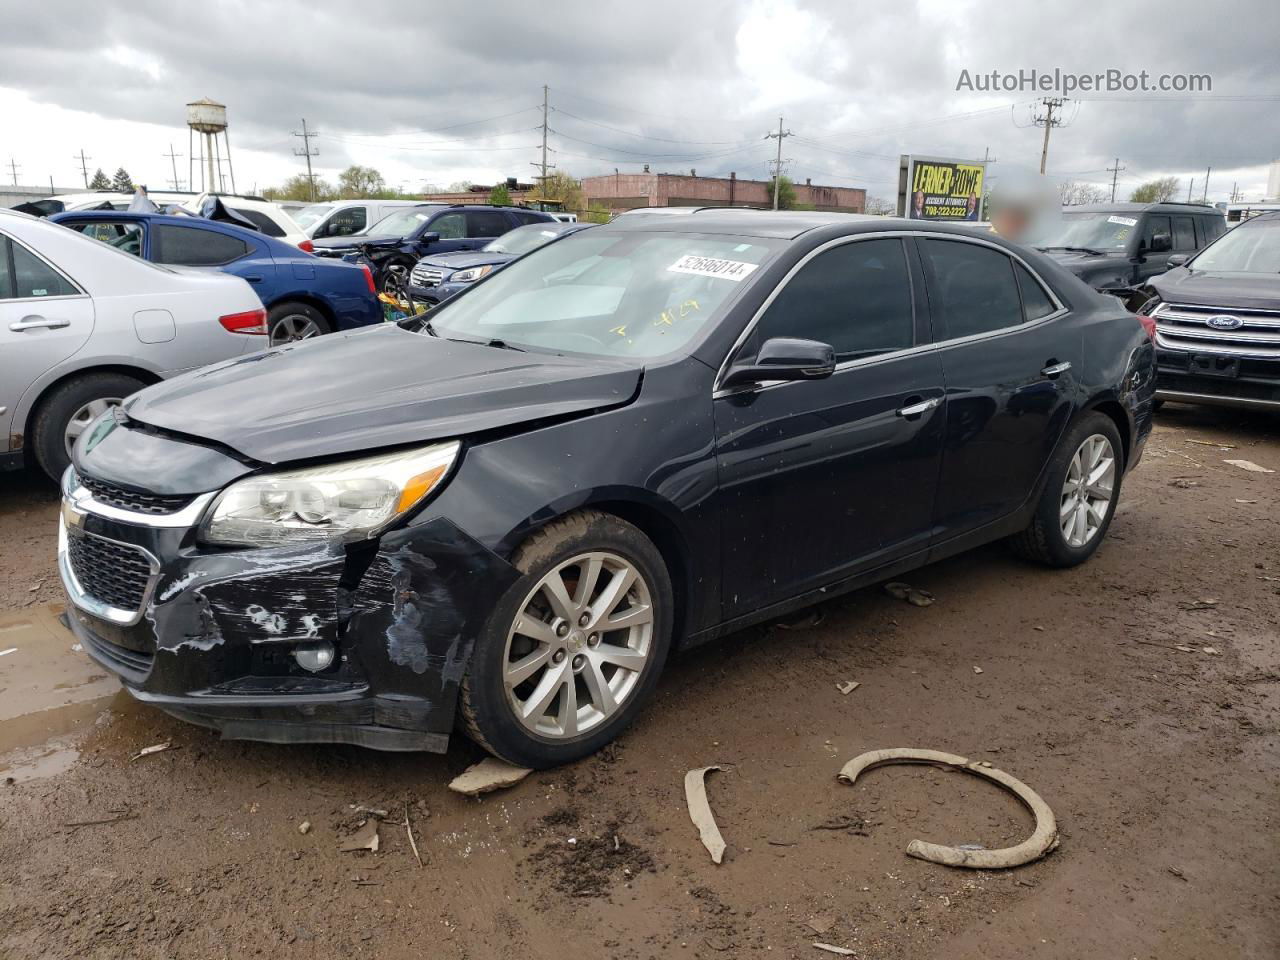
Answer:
[445,334,525,352]
[1037,245,1106,256]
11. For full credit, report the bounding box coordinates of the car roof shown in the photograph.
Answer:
[600,209,882,239]
[50,210,283,245]
[1063,202,1220,214]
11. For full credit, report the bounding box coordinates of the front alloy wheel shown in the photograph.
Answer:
[64,397,122,457]
[503,552,653,739]
[1060,434,1115,548]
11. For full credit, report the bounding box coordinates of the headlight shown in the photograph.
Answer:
[449,265,493,284]
[200,441,459,546]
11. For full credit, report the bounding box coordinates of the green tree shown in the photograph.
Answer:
[531,170,586,212]
[446,180,474,192]
[110,167,134,193]
[767,175,797,210]
[88,168,111,191]
[337,165,386,199]
[1130,177,1180,203]
[265,174,335,202]
[584,202,611,224]
[488,183,512,206]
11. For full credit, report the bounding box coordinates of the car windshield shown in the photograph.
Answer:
[424,230,782,359]
[1027,212,1138,253]
[483,225,566,256]
[1191,219,1280,273]
[293,204,332,229]
[366,208,439,238]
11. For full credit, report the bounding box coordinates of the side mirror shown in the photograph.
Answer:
[418,231,441,244]
[721,337,837,390]
[1166,253,1190,268]
[1147,232,1172,253]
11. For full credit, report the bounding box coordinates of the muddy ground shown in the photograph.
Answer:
[1,405,1276,960]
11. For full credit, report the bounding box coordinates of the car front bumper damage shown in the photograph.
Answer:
[58,490,519,752]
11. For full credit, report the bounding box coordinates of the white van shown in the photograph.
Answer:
[294,200,428,240]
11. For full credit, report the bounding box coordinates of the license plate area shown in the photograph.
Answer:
[1191,354,1240,378]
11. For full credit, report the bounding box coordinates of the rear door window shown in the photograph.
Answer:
[918,239,1023,339]
[466,211,513,238]
[1,236,79,298]
[67,219,144,256]
[1172,216,1196,251]
[753,238,915,361]
[152,224,249,266]
[1014,261,1057,321]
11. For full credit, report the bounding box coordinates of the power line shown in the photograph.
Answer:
[1106,157,1126,202]
[293,118,319,201]
[73,149,91,189]
[163,143,184,191]
[327,105,541,141]
[549,107,752,146]
[764,118,793,210]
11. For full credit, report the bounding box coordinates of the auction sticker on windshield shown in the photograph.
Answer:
[668,255,760,282]
[1107,215,1138,226]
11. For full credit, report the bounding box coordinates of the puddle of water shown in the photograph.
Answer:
[0,604,128,780]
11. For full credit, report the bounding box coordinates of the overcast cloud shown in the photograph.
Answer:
[0,0,1277,202]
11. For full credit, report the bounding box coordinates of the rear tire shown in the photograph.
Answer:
[459,510,673,768]
[268,302,331,345]
[1009,412,1124,568]
[31,372,146,481]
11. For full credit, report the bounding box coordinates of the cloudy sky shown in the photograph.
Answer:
[1,0,1277,203]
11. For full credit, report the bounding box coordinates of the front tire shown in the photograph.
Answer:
[1009,412,1124,568]
[459,510,673,768]
[31,372,146,481]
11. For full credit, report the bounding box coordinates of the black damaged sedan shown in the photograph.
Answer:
[60,212,1155,768]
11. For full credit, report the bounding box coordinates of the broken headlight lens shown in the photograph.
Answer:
[200,441,460,546]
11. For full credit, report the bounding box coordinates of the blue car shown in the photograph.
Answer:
[50,211,382,345]
[407,221,593,304]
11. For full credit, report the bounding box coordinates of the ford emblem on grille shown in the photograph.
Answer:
[1206,314,1243,330]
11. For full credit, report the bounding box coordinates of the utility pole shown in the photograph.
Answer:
[1187,178,1195,202]
[1231,181,1239,203]
[73,149,92,189]
[1032,97,1067,175]
[163,143,184,191]
[764,116,793,210]
[1202,165,1211,202]
[1106,157,1126,203]
[7,157,19,186]
[540,84,549,190]
[293,119,320,201]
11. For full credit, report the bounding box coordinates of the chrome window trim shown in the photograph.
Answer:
[62,467,217,529]
[0,228,89,301]
[712,230,1067,397]
[58,511,161,627]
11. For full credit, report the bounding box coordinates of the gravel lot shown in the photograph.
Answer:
[1,405,1276,960]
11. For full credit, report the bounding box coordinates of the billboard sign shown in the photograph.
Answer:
[898,155,987,221]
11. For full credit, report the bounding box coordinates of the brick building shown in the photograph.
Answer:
[581,171,865,214]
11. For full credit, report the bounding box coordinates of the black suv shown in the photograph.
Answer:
[310,204,553,294]
[1137,212,1280,411]
[1028,202,1226,307]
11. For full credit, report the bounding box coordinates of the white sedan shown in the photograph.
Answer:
[0,208,268,480]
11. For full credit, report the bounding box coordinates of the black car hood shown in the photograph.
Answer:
[1149,268,1280,308]
[310,234,404,251]
[124,326,642,464]
[418,251,515,271]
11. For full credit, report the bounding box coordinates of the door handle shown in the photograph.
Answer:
[1041,360,1072,378]
[896,396,942,418]
[9,316,70,332]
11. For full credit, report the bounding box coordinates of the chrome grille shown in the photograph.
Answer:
[66,530,153,614]
[410,263,447,287]
[1155,302,1280,358]
[80,474,193,515]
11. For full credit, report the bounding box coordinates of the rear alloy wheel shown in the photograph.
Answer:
[268,302,331,346]
[31,372,146,481]
[460,510,673,768]
[1009,412,1124,568]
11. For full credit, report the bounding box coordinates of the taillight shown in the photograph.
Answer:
[298,239,315,253]
[360,264,376,294]
[219,308,268,335]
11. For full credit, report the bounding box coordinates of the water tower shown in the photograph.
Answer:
[186,98,236,194]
